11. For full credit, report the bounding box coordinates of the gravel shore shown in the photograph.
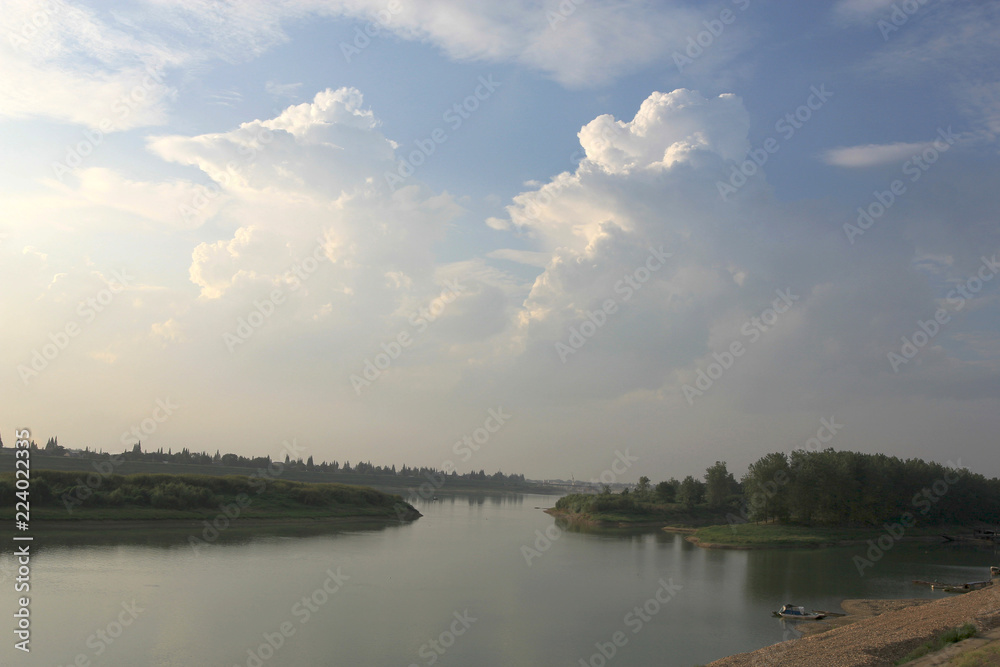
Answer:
[707,584,1000,667]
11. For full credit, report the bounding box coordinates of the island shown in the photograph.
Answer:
[0,469,421,526]
[546,449,1000,549]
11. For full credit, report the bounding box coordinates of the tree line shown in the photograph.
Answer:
[7,437,528,487]
[578,449,1000,527]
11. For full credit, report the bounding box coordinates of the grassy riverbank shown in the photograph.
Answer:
[687,523,959,549]
[549,493,981,548]
[549,493,732,527]
[0,470,421,523]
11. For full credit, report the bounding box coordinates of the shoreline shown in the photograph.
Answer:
[682,533,947,550]
[707,584,1000,666]
[1,514,416,532]
[546,507,964,550]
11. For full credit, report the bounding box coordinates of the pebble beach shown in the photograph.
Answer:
[707,584,1000,667]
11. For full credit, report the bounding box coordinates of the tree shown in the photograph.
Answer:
[678,475,705,507]
[655,481,676,503]
[705,461,737,507]
[742,452,790,523]
[636,476,651,498]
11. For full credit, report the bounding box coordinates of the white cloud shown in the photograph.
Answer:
[822,141,935,167]
[0,0,178,129]
[460,87,1000,421]
[44,167,225,229]
[487,249,551,267]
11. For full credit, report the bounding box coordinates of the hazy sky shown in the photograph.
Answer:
[3,0,999,482]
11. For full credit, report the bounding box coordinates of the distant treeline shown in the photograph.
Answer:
[559,449,1000,527]
[7,436,528,486]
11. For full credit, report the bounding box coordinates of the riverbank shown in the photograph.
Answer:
[547,506,968,549]
[547,496,985,548]
[545,503,732,529]
[706,585,1000,666]
[0,470,422,523]
[684,523,959,550]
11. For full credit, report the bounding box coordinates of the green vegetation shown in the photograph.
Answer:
[740,449,1000,526]
[553,493,731,526]
[549,449,1000,547]
[951,643,1000,667]
[690,523,945,548]
[0,436,546,494]
[0,470,420,522]
[894,623,977,665]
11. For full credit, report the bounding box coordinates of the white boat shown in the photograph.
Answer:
[775,604,826,620]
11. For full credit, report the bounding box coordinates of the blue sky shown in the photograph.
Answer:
[2,0,999,481]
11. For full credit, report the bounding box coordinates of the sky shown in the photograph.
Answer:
[2,0,999,483]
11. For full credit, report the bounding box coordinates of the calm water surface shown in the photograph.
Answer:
[2,494,997,666]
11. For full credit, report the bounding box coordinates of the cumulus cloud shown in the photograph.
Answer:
[466,87,1000,420]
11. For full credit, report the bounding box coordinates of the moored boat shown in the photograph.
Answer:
[774,604,826,620]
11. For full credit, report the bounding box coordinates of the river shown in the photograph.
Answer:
[2,493,997,666]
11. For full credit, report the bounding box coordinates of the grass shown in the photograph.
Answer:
[552,494,733,527]
[692,523,891,547]
[689,522,963,548]
[951,643,1000,666]
[0,470,420,523]
[893,623,977,665]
